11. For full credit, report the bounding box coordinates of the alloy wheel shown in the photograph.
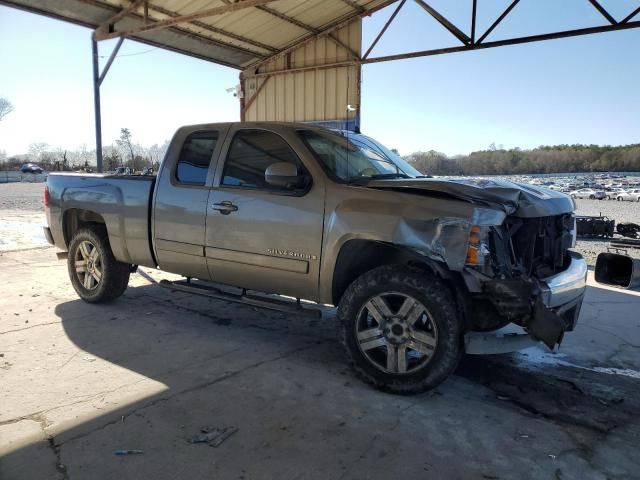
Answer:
[74,240,102,290]
[355,292,438,374]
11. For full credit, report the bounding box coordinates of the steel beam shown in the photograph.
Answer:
[622,5,640,23]
[363,0,405,60]
[98,37,124,86]
[94,0,278,41]
[91,39,103,172]
[363,20,640,64]
[587,0,617,25]
[476,0,520,44]
[413,0,470,45]
[249,0,400,71]
[96,0,145,33]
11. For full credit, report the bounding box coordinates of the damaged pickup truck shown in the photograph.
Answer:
[43,123,587,394]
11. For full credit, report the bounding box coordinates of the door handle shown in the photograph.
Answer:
[211,201,238,214]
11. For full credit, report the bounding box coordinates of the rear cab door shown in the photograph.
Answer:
[205,124,326,301]
[152,124,229,279]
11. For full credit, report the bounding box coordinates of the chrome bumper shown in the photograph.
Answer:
[539,252,588,308]
[529,252,587,348]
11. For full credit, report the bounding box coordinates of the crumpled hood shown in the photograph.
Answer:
[367,177,575,217]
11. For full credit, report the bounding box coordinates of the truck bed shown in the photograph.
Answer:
[46,173,156,268]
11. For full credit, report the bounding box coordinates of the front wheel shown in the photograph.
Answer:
[589,195,595,199]
[338,265,463,394]
[67,227,131,303]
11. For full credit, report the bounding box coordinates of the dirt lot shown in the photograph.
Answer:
[2,183,640,479]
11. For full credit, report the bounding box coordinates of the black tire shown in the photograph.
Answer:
[589,195,595,199]
[338,265,463,395]
[67,226,130,303]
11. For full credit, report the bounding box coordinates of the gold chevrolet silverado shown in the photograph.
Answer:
[43,122,587,394]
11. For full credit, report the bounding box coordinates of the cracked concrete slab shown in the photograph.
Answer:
[1,245,640,480]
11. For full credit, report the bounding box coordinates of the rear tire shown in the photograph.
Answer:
[338,265,463,395]
[589,195,595,199]
[67,226,130,303]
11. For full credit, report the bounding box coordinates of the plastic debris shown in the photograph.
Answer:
[548,454,557,460]
[189,426,238,447]
[114,450,143,456]
[83,356,96,362]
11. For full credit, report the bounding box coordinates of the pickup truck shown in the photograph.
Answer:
[44,122,587,394]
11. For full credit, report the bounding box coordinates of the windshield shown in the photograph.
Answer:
[298,129,421,181]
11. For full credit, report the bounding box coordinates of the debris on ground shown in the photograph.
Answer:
[189,426,238,447]
[114,449,144,456]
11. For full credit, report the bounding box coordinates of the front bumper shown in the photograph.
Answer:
[529,252,588,348]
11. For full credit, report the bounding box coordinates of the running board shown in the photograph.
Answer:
[159,279,322,318]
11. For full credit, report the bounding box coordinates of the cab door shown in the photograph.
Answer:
[204,126,325,301]
[153,126,227,279]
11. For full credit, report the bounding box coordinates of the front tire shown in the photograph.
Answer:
[67,227,130,303]
[338,265,463,394]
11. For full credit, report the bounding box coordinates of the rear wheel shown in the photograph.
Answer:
[589,195,595,199]
[67,227,130,303]
[338,265,463,394]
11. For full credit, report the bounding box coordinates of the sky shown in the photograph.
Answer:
[0,0,639,157]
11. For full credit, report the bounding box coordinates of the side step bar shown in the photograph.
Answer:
[159,279,322,318]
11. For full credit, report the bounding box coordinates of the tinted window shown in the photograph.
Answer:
[222,130,304,190]
[175,131,218,185]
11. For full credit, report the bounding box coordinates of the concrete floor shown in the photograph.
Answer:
[1,247,639,480]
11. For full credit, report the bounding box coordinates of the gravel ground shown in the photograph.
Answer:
[1,182,638,262]
[573,198,640,265]
[0,182,45,212]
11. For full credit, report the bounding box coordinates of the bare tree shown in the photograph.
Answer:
[0,97,14,121]
[116,128,135,166]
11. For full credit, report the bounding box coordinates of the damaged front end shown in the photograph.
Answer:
[463,213,587,350]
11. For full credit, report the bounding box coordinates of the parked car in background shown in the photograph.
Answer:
[113,167,133,175]
[615,189,640,202]
[570,188,606,200]
[21,163,43,174]
[606,188,626,200]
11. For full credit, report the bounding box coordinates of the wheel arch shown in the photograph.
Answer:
[62,208,107,248]
[332,240,448,301]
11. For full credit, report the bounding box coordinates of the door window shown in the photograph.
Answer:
[221,129,305,191]
[175,131,218,186]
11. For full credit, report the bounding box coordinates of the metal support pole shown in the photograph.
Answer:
[92,38,103,172]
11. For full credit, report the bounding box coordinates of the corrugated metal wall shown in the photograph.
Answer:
[241,20,361,129]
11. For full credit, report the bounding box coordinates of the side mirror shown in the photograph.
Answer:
[265,162,305,189]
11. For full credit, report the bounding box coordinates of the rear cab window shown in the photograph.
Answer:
[175,131,218,186]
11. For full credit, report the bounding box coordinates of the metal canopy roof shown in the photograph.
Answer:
[1,0,392,69]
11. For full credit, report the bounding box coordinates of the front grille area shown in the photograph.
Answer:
[506,214,574,278]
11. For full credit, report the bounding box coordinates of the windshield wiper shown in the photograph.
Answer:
[346,173,409,185]
[369,173,410,179]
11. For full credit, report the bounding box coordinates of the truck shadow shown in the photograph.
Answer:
[3,280,640,478]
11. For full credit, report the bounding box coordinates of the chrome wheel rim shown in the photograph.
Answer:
[74,240,102,290]
[355,292,438,375]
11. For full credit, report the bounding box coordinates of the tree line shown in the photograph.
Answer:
[0,128,168,173]
[406,143,640,176]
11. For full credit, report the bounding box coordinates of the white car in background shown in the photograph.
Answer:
[606,188,626,200]
[615,189,640,202]
[570,188,606,200]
